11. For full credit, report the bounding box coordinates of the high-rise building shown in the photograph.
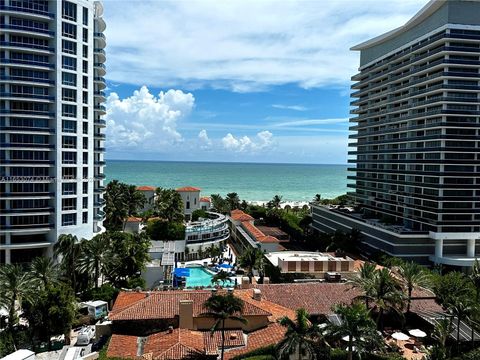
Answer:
[0,0,107,264]
[312,0,480,268]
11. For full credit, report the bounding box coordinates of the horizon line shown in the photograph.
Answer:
[104,158,349,166]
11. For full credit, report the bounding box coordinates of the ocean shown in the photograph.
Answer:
[105,160,350,203]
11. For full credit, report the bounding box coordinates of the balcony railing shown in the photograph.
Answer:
[0,75,54,84]
[0,58,55,68]
[0,5,55,18]
[0,92,54,100]
[0,24,54,36]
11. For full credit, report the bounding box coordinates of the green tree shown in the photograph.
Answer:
[313,194,321,203]
[238,248,264,283]
[30,257,60,290]
[203,294,247,360]
[104,180,129,230]
[22,283,76,350]
[192,209,207,221]
[226,192,241,211]
[154,187,184,222]
[448,298,474,352]
[211,194,227,213]
[397,261,431,313]
[433,271,473,308]
[211,272,231,286]
[328,302,380,360]
[0,264,35,345]
[271,195,283,209]
[349,262,376,308]
[277,308,323,360]
[430,316,453,360]
[54,234,81,291]
[364,268,405,331]
[125,184,146,216]
[469,259,480,348]
[77,233,110,289]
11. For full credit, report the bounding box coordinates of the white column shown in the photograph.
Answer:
[467,239,476,258]
[435,238,443,259]
[5,249,11,265]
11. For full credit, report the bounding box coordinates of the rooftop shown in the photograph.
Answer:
[176,186,201,192]
[265,251,352,266]
[200,196,211,202]
[230,209,254,222]
[137,185,157,191]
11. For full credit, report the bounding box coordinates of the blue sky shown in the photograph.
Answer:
[102,0,429,164]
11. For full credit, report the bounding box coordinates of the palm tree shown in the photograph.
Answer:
[397,261,431,313]
[349,262,376,308]
[448,298,474,352]
[238,248,264,283]
[104,180,129,230]
[30,257,60,289]
[469,259,480,348]
[154,187,184,222]
[203,293,247,360]
[77,233,109,289]
[271,195,283,209]
[430,317,452,360]
[54,234,80,291]
[211,194,227,213]
[125,185,146,216]
[328,302,380,360]
[225,192,240,211]
[277,308,322,360]
[0,264,35,339]
[367,268,405,331]
[211,272,231,287]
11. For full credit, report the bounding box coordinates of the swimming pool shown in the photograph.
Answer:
[184,266,232,288]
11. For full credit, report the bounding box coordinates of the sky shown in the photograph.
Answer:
[102,0,430,164]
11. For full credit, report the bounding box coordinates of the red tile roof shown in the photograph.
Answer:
[230,210,254,222]
[204,330,245,355]
[176,186,201,192]
[253,283,442,316]
[257,235,280,244]
[137,186,157,191]
[109,290,271,321]
[224,323,286,360]
[200,197,211,202]
[107,334,138,359]
[126,216,142,222]
[241,221,280,244]
[144,329,204,360]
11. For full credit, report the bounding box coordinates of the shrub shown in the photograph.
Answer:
[191,209,207,221]
[146,219,185,240]
[81,284,119,304]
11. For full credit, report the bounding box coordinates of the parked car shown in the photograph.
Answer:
[76,326,95,346]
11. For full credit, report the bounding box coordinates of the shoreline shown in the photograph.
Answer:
[248,200,310,209]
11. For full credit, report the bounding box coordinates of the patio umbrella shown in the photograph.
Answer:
[219,263,233,269]
[392,332,410,341]
[409,329,427,338]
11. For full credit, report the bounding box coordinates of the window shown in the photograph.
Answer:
[62,167,76,179]
[62,120,76,133]
[62,1,77,21]
[62,136,76,149]
[62,39,76,54]
[82,28,88,42]
[83,7,88,26]
[62,104,76,117]
[83,182,88,194]
[83,107,88,119]
[83,76,88,89]
[83,197,88,209]
[62,88,76,101]
[83,45,88,58]
[83,167,88,178]
[62,22,77,39]
[62,72,76,86]
[83,152,88,164]
[83,91,88,104]
[83,122,88,134]
[83,137,88,149]
[62,151,76,164]
[62,55,76,70]
[82,60,88,74]
[82,212,88,224]
[62,183,76,195]
[62,213,76,226]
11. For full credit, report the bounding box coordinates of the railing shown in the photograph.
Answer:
[0,41,54,52]
[0,109,55,117]
[94,91,106,97]
[0,5,55,18]
[0,142,54,148]
[94,119,106,125]
[0,126,55,133]
[94,105,106,111]
[0,24,54,36]
[0,75,54,84]
[94,77,106,82]
[0,92,54,100]
[94,48,106,55]
[94,32,106,39]
[94,63,106,69]
[0,58,55,68]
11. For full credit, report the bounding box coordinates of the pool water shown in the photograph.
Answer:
[184,267,232,288]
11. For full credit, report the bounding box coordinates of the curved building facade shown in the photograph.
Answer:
[0,0,106,264]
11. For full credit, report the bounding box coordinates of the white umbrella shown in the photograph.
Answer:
[342,335,355,342]
[392,332,410,341]
[409,329,427,338]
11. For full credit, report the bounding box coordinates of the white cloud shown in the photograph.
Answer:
[105,0,428,91]
[198,129,212,148]
[221,130,274,152]
[105,86,194,150]
[272,104,307,111]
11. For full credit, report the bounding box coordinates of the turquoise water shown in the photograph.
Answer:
[105,160,349,202]
[184,267,233,288]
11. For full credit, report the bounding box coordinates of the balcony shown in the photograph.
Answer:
[0,142,55,149]
[94,105,106,114]
[0,75,54,85]
[0,5,55,19]
[94,48,106,63]
[0,24,54,37]
[94,119,107,126]
[94,186,106,193]
[94,133,106,139]
[94,160,106,166]
[0,126,55,134]
[0,92,54,101]
[0,41,54,53]
[0,58,55,69]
